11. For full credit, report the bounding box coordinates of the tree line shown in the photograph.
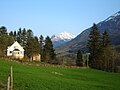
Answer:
[0,25,120,72]
[0,26,56,64]
[76,24,120,72]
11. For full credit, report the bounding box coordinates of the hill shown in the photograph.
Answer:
[0,60,120,90]
[56,11,120,53]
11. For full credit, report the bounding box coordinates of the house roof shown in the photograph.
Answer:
[7,41,24,51]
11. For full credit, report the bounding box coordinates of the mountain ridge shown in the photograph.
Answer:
[56,11,120,54]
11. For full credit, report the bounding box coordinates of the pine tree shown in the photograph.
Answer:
[39,35,44,61]
[34,36,40,53]
[26,36,40,59]
[0,35,14,56]
[21,28,27,48]
[102,30,111,47]
[9,31,14,37]
[76,50,83,66]
[0,26,7,36]
[13,31,17,41]
[43,36,56,63]
[0,26,14,56]
[16,28,22,43]
[100,30,117,72]
[27,29,33,38]
[87,23,101,69]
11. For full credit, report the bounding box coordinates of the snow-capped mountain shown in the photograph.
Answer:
[56,11,120,53]
[51,32,75,48]
[51,32,75,41]
[105,11,120,22]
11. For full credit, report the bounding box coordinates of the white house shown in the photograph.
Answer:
[7,41,24,59]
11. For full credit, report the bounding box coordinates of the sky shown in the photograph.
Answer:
[0,0,120,37]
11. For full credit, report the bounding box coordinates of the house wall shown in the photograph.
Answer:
[7,49,12,56]
[30,54,41,61]
[7,41,25,59]
[12,51,24,59]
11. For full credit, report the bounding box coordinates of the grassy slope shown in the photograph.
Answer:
[0,60,120,90]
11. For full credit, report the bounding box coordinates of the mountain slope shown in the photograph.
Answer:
[56,11,120,53]
[51,32,75,48]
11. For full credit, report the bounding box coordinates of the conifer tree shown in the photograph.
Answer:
[13,31,17,41]
[87,23,101,69]
[17,28,22,43]
[102,30,111,47]
[0,26,14,56]
[0,26,7,35]
[39,35,44,61]
[101,30,117,72]
[0,35,14,53]
[27,29,33,38]
[9,31,14,37]
[76,50,83,66]
[21,28,27,48]
[34,36,40,53]
[43,36,56,63]
[26,36,40,59]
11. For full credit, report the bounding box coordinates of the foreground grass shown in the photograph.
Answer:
[0,60,120,90]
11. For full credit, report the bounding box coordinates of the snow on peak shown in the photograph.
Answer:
[105,11,120,22]
[112,11,120,17]
[51,32,75,42]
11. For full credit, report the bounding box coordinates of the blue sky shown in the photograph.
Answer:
[0,0,120,37]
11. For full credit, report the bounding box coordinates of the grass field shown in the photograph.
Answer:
[0,59,120,90]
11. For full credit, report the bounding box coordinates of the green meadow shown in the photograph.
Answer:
[0,60,120,90]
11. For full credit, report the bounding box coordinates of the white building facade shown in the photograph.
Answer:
[7,41,24,59]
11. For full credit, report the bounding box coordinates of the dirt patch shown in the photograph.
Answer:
[51,71,63,75]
